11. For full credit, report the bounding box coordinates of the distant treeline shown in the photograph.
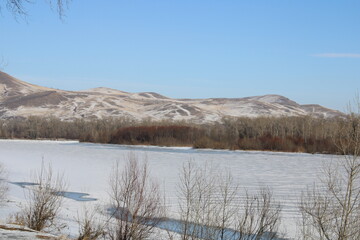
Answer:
[0,115,353,154]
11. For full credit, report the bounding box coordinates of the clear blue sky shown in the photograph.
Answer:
[1,0,359,111]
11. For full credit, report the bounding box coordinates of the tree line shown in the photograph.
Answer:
[0,115,350,154]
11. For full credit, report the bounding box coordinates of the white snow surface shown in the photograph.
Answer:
[0,140,340,239]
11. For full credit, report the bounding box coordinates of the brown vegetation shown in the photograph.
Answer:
[109,125,202,146]
[16,163,67,232]
[76,207,105,240]
[298,103,360,240]
[0,115,350,154]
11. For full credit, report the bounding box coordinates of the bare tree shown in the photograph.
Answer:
[216,171,238,240]
[299,159,360,239]
[108,153,164,240]
[235,188,282,240]
[298,98,360,240]
[178,161,282,240]
[19,162,67,231]
[178,160,220,240]
[178,161,196,240]
[1,0,70,18]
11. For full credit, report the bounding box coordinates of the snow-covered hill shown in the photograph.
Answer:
[0,71,343,122]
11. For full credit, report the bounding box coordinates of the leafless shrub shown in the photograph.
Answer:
[178,160,219,240]
[178,161,282,240]
[216,172,238,240]
[108,153,164,240]
[7,212,26,226]
[235,188,282,240]
[298,97,360,240]
[76,206,106,240]
[19,162,67,231]
[299,158,360,240]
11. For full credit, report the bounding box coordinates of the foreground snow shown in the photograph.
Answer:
[0,223,67,240]
[0,140,339,239]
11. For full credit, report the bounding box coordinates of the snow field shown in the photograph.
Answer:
[0,140,339,238]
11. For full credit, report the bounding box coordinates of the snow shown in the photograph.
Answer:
[0,140,340,239]
[0,224,64,240]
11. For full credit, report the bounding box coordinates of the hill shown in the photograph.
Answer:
[0,71,343,122]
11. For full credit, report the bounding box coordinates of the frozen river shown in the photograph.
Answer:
[0,140,340,238]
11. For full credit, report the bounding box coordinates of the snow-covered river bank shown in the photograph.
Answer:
[0,140,340,239]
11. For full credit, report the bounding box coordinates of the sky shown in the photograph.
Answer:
[0,0,359,111]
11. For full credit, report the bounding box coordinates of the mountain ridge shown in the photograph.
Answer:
[0,71,344,122]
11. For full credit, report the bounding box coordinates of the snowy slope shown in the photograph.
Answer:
[0,71,344,122]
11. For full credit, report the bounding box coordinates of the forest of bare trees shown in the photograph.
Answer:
[0,115,348,154]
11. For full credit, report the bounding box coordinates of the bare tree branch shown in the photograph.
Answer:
[108,153,164,240]
[178,160,282,240]
[1,0,70,18]
[76,205,106,240]
[299,96,360,240]
[18,162,67,231]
